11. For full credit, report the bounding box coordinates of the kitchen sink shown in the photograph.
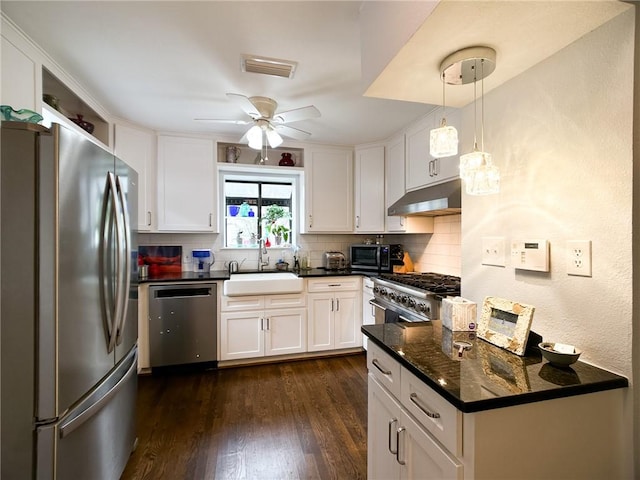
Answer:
[223,272,304,296]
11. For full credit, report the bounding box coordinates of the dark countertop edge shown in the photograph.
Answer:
[363,329,629,414]
[139,268,373,283]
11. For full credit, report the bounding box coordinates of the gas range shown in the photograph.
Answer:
[371,272,461,322]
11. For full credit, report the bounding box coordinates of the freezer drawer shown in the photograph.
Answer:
[36,347,138,480]
[149,283,217,367]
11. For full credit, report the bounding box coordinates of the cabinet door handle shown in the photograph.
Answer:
[409,392,441,419]
[396,427,406,465]
[328,283,341,287]
[336,298,340,311]
[309,214,313,228]
[266,317,270,330]
[261,318,264,331]
[147,211,152,226]
[428,160,433,177]
[209,213,213,227]
[372,358,392,376]
[331,299,334,312]
[356,215,360,228]
[388,418,398,454]
[434,158,439,176]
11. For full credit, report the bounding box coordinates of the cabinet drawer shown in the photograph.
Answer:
[307,276,361,293]
[367,342,401,399]
[221,295,264,312]
[401,367,462,457]
[264,294,306,309]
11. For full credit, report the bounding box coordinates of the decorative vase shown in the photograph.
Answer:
[279,152,295,167]
[70,114,94,134]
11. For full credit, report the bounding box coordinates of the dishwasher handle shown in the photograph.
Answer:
[152,286,214,299]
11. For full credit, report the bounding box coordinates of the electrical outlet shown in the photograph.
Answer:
[482,236,506,267]
[567,240,592,277]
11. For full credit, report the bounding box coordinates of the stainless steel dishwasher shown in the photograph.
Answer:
[148,283,217,368]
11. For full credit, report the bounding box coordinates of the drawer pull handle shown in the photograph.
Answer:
[372,359,392,376]
[410,392,441,419]
[388,418,398,454]
[396,427,406,465]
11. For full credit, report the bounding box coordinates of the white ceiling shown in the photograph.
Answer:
[1,1,631,147]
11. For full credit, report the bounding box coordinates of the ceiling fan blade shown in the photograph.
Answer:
[273,105,321,124]
[274,124,312,141]
[193,118,252,125]
[227,93,261,118]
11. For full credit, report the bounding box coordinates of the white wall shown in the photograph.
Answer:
[460,9,635,476]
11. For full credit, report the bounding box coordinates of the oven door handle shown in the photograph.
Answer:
[369,299,386,311]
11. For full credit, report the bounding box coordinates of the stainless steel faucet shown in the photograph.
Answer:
[258,239,269,271]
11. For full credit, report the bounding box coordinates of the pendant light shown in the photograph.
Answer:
[440,46,499,195]
[429,72,458,158]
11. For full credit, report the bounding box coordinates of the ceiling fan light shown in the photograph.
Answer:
[265,128,283,148]
[430,121,458,158]
[247,125,263,150]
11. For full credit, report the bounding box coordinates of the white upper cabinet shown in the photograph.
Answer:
[1,33,37,111]
[354,145,385,233]
[405,109,460,191]
[385,132,434,234]
[114,123,156,231]
[303,147,353,233]
[157,135,217,232]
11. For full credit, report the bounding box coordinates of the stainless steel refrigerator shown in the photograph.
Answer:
[1,121,139,479]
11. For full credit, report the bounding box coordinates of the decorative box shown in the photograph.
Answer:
[442,297,477,331]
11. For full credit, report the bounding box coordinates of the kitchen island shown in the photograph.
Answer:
[362,321,628,479]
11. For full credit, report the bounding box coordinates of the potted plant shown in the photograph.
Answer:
[263,205,291,244]
[271,224,290,245]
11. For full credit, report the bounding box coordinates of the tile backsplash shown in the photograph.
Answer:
[138,214,461,275]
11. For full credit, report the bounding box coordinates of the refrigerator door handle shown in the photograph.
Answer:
[58,349,137,439]
[100,172,120,353]
[114,174,131,345]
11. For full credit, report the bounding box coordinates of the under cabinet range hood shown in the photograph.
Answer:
[388,179,462,216]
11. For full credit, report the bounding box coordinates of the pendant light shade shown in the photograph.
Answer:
[440,46,499,195]
[430,121,458,158]
[466,160,500,195]
[430,73,458,158]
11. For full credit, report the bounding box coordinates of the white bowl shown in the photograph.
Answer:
[538,342,582,367]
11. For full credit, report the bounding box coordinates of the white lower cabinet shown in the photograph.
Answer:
[368,343,462,480]
[220,294,306,360]
[367,341,627,480]
[307,277,362,352]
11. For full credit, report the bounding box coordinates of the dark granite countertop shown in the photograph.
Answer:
[362,322,628,413]
[139,270,230,283]
[139,268,371,283]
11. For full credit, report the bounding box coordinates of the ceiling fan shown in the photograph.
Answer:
[195,93,321,150]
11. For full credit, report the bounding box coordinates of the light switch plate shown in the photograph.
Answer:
[482,236,506,267]
[567,240,592,277]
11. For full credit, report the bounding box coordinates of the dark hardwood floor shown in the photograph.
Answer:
[121,353,368,480]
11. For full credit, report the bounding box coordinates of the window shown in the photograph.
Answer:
[221,170,299,248]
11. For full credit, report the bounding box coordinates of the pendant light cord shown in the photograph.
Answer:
[480,59,485,153]
[472,65,478,151]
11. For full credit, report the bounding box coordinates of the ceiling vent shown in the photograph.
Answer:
[241,54,297,79]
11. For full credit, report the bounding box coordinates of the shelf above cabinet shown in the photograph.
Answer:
[42,68,109,146]
[217,142,304,168]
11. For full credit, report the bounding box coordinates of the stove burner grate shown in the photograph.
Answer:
[378,272,461,296]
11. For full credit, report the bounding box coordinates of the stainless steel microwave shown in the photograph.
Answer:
[350,244,392,273]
